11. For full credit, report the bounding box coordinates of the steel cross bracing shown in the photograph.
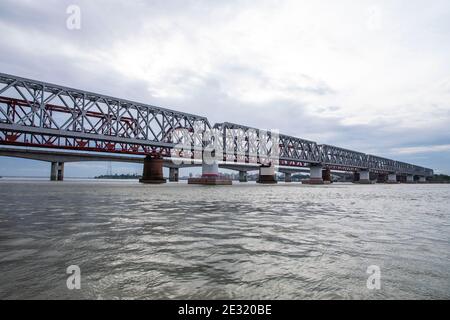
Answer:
[319,144,368,171]
[213,122,321,167]
[0,73,210,157]
[0,73,434,176]
[214,123,433,176]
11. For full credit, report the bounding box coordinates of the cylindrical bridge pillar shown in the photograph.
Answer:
[50,162,65,181]
[257,163,277,184]
[169,168,179,182]
[139,156,166,184]
[239,171,248,183]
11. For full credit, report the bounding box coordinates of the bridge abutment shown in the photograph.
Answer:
[257,164,277,184]
[169,168,179,182]
[139,156,166,184]
[50,162,64,181]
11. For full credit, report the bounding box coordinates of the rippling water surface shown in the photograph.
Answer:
[0,179,449,299]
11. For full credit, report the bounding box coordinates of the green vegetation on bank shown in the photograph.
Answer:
[428,174,450,183]
[94,173,141,180]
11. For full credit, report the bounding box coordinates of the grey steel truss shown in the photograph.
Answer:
[214,122,433,176]
[0,73,210,156]
[0,72,434,176]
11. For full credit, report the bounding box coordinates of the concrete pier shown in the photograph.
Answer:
[139,157,166,184]
[322,168,332,183]
[169,168,179,182]
[358,170,371,184]
[257,164,277,184]
[406,175,414,183]
[284,173,292,183]
[387,173,398,184]
[188,160,232,185]
[239,171,248,183]
[418,176,426,183]
[50,162,64,181]
[377,173,387,183]
[304,165,325,184]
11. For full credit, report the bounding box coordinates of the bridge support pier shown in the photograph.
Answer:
[169,168,179,182]
[50,162,64,181]
[358,170,371,184]
[239,171,248,183]
[188,160,232,185]
[377,173,387,183]
[322,168,332,183]
[418,176,426,183]
[284,173,292,183]
[387,173,398,184]
[139,156,166,184]
[304,165,325,185]
[257,164,277,184]
[406,175,414,183]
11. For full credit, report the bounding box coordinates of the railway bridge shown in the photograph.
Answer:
[0,73,433,184]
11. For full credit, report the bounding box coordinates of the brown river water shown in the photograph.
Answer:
[0,179,449,299]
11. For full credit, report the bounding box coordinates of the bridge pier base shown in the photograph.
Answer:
[284,173,292,183]
[169,168,179,182]
[189,161,232,185]
[358,170,372,184]
[377,173,387,183]
[418,176,427,183]
[322,168,332,183]
[50,162,64,181]
[139,156,166,184]
[406,175,414,183]
[387,173,398,184]
[257,164,277,184]
[239,171,248,183]
[304,165,325,185]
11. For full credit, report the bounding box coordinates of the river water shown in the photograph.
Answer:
[0,179,448,300]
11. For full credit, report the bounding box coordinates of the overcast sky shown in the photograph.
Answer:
[0,0,449,177]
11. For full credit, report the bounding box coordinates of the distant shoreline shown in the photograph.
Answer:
[94,174,141,180]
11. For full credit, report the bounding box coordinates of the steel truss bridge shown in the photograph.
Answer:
[0,73,433,177]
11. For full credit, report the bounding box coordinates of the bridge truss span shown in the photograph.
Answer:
[0,73,209,157]
[0,72,434,177]
[319,144,368,171]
